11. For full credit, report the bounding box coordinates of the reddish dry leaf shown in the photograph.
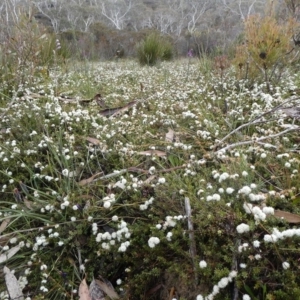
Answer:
[137,150,166,157]
[86,137,101,145]
[274,210,300,223]
[79,278,92,300]
[78,172,103,186]
[165,128,174,143]
[0,218,11,234]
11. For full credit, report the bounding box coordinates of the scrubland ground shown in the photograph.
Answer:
[1,59,300,300]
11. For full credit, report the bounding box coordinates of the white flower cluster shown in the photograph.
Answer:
[243,202,274,222]
[148,237,160,248]
[182,110,196,118]
[206,194,221,201]
[95,220,131,252]
[199,260,207,269]
[60,196,70,209]
[163,215,184,229]
[33,234,48,251]
[238,243,249,253]
[92,223,98,235]
[196,270,237,300]
[103,193,116,209]
[264,228,300,243]
[140,197,154,211]
[236,223,250,234]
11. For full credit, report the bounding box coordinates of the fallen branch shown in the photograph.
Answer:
[217,125,300,152]
[216,96,300,148]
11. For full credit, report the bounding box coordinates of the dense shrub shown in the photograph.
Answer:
[0,14,69,94]
[136,32,174,66]
[233,2,299,91]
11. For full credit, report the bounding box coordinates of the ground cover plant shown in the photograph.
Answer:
[2,35,300,300]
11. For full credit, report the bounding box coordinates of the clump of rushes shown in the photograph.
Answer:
[0,12,69,95]
[136,32,173,66]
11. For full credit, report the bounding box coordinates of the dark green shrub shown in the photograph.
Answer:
[136,32,173,66]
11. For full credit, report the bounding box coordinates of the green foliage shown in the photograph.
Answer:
[136,32,174,66]
[233,1,299,91]
[0,13,69,94]
[2,59,300,300]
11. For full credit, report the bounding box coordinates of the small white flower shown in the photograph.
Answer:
[62,169,69,177]
[199,260,207,268]
[148,237,160,248]
[236,223,250,234]
[166,232,173,241]
[282,262,290,270]
[253,240,260,248]
[239,186,252,195]
[149,166,156,174]
[240,263,247,268]
[229,270,238,278]
[243,295,251,300]
[112,215,118,222]
[242,171,248,177]
[158,177,166,184]
[218,277,229,288]
[10,237,18,244]
[103,201,111,209]
[226,187,234,194]
[116,279,122,285]
[255,254,261,260]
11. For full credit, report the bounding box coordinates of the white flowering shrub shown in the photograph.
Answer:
[1,54,300,300]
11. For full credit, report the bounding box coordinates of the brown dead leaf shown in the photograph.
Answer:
[165,128,174,143]
[137,150,166,157]
[79,278,92,300]
[110,100,137,118]
[94,94,108,108]
[274,210,300,223]
[78,172,103,186]
[24,199,34,210]
[99,101,138,117]
[86,137,101,145]
[0,218,11,234]
[94,279,119,299]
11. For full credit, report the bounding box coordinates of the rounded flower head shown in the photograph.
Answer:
[199,260,207,268]
[148,237,160,248]
[282,261,290,270]
[236,223,250,234]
